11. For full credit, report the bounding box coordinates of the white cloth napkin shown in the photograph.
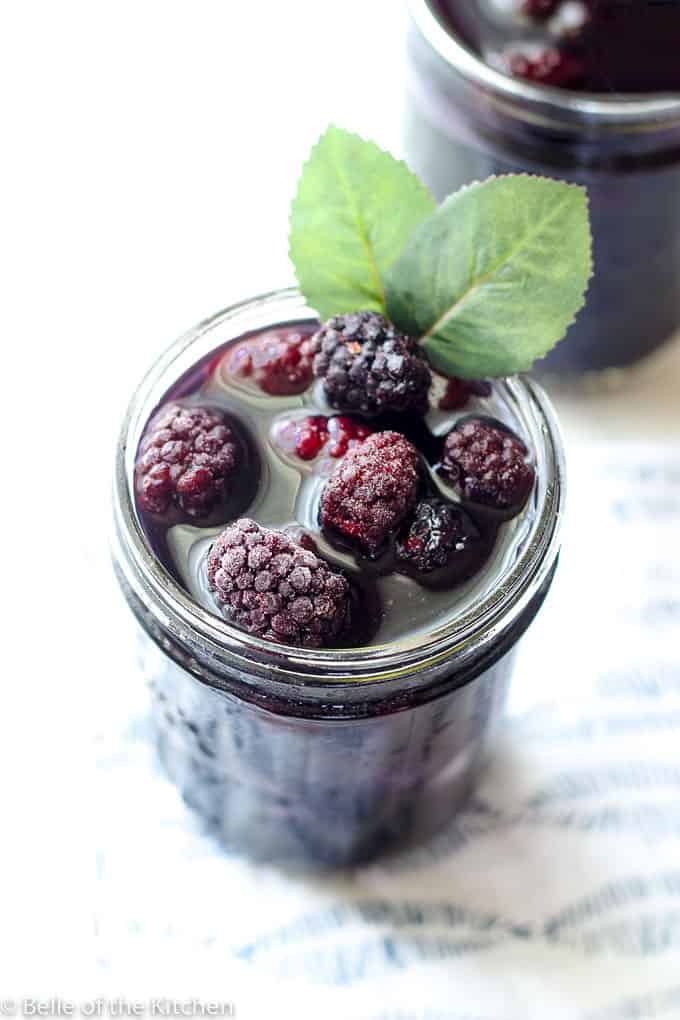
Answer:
[93,443,680,1019]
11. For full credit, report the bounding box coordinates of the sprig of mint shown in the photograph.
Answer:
[386,176,592,377]
[289,125,435,319]
[289,126,592,379]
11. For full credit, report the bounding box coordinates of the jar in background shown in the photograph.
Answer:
[404,0,680,375]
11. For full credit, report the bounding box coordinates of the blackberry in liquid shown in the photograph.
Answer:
[135,323,536,650]
[433,0,680,93]
[128,319,552,869]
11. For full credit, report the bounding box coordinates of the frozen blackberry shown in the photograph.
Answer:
[396,500,484,577]
[293,415,373,461]
[207,519,350,648]
[521,0,560,20]
[320,431,419,557]
[309,311,431,416]
[440,418,535,515]
[135,403,238,517]
[502,46,585,87]
[226,327,315,396]
[292,415,329,461]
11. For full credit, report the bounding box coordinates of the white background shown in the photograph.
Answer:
[2,0,679,1001]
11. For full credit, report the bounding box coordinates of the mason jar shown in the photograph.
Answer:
[112,287,565,870]
[404,0,680,375]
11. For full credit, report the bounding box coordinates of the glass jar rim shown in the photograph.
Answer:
[408,0,680,131]
[113,286,565,689]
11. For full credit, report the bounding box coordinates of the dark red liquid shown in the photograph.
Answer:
[433,0,680,92]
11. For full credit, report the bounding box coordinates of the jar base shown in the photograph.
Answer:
[155,721,488,871]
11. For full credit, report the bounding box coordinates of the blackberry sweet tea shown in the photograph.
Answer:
[113,288,565,869]
[139,332,536,649]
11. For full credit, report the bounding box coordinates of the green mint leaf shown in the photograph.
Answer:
[385,175,592,378]
[290,125,435,319]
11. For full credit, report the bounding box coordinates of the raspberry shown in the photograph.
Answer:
[503,46,585,87]
[309,312,431,416]
[207,519,350,648]
[135,403,238,518]
[226,328,315,396]
[438,377,492,412]
[320,431,419,557]
[440,418,535,515]
[396,500,484,577]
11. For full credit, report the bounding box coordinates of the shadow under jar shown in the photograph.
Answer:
[404,0,680,375]
[112,288,565,870]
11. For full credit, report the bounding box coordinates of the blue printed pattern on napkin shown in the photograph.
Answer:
[94,445,680,1019]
